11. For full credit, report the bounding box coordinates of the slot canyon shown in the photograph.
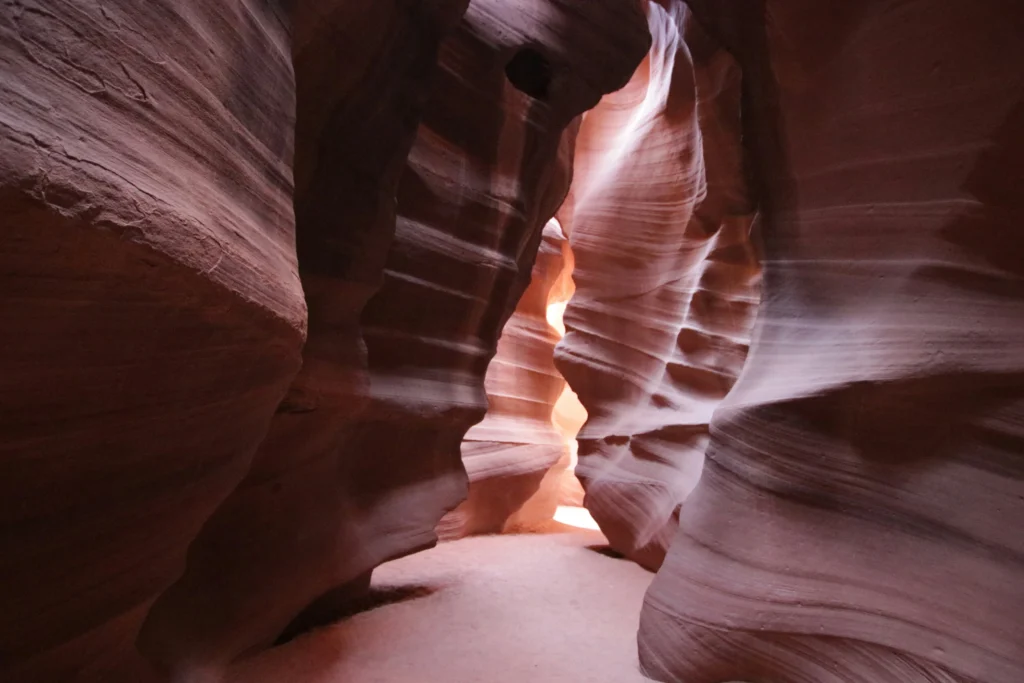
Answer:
[0,0,1021,682]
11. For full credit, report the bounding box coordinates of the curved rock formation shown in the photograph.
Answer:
[348,1,648,545]
[138,0,648,678]
[2,0,648,677]
[136,2,470,677]
[0,2,303,681]
[639,1,1024,682]
[440,219,574,539]
[554,0,760,569]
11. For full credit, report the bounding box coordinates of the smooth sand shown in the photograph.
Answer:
[227,530,655,683]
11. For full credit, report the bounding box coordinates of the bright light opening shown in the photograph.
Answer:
[545,300,568,336]
[544,226,597,531]
[553,505,600,530]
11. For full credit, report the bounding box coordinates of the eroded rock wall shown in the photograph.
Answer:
[136,0,470,677]
[440,219,573,539]
[350,1,649,544]
[554,0,760,569]
[0,2,303,681]
[137,0,648,678]
[639,1,1024,682]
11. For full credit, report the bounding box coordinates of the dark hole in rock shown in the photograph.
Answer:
[505,48,552,100]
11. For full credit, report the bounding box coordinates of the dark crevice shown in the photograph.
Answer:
[275,573,441,645]
[587,544,626,560]
[505,48,552,100]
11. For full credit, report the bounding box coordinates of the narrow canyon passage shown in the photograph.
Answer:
[1,1,1022,682]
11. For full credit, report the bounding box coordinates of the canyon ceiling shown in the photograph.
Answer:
[1,1,1021,682]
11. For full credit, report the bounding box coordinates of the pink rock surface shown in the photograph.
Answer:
[1,1,647,677]
[440,220,576,538]
[225,531,656,683]
[136,1,470,677]
[554,0,760,569]
[347,0,648,546]
[138,0,648,678]
[639,1,1024,682]
[0,2,303,680]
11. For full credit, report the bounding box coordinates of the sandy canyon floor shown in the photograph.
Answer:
[227,529,656,683]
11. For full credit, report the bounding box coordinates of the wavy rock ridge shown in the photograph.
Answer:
[135,1,471,677]
[440,219,576,538]
[0,0,649,680]
[0,2,303,680]
[639,1,1024,682]
[142,0,647,677]
[554,0,760,569]
[6,0,1020,682]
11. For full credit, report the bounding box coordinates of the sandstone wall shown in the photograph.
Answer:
[136,1,470,677]
[639,1,1024,681]
[0,2,303,680]
[440,220,575,538]
[258,0,646,656]
[0,0,648,680]
[554,0,760,569]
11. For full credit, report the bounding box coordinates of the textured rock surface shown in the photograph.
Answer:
[138,0,648,678]
[346,0,649,542]
[0,2,303,681]
[303,0,646,625]
[554,1,760,569]
[0,0,648,678]
[439,220,575,539]
[639,1,1024,682]
[136,0,469,677]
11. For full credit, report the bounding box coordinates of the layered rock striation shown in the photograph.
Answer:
[439,219,576,539]
[554,0,760,569]
[136,2,471,677]
[347,0,648,546]
[0,0,648,679]
[639,1,1024,682]
[0,0,648,680]
[0,2,303,680]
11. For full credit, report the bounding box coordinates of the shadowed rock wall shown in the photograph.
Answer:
[136,1,471,678]
[0,0,647,680]
[349,0,649,545]
[639,1,1024,682]
[0,2,302,680]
